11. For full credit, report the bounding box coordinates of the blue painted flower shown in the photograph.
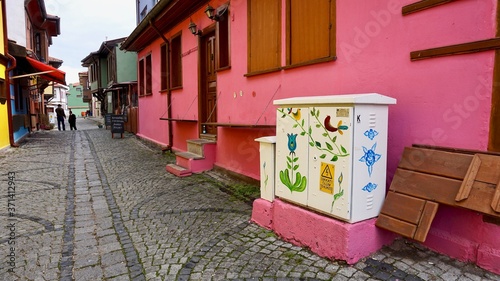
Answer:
[362,182,378,192]
[287,133,298,155]
[364,129,379,140]
[359,143,381,176]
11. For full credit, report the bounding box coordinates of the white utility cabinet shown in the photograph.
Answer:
[274,93,396,223]
[255,136,277,202]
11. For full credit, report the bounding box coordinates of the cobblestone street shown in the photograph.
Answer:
[0,118,499,281]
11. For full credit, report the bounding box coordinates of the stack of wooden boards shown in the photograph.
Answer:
[376,145,500,242]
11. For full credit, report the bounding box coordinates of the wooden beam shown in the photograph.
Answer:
[411,38,500,61]
[489,3,500,152]
[402,0,456,16]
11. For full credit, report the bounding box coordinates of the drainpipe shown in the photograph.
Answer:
[149,19,173,151]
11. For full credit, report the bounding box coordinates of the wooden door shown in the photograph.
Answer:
[200,30,217,136]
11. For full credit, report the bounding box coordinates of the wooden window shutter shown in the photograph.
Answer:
[248,0,281,74]
[138,59,145,96]
[170,35,182,88]
[160,43,169,90]
[145,54,152,95]
[288,0,335,66]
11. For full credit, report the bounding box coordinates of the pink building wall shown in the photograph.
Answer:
[135,0,499,273]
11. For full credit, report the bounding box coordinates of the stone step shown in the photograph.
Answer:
[166,139,217,177]
[166,164,192,177]
[187,139,216,156]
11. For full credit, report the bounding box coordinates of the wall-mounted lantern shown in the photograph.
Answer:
[188,21,202,36]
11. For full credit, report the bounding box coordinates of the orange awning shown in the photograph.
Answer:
[26,57,66,85]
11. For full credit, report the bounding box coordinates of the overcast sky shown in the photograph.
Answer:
[45,0,137,85]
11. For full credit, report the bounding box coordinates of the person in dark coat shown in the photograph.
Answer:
[68,110,77,130]
[55,104,66,131]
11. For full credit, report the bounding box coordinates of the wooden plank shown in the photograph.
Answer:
[492,181,500,213]
[414,201,439,242]
[411,38,500,61]
[376,214,417,238]
[398,147,472,180]
[402,0,456,16]
[390,169,462,202]
[390,169,500,217]
[380,192,426,224]
[413,144,500,156]
[476,154,500,184]
[456,155,482,201]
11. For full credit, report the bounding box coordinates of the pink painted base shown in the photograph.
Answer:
[251,198,396,264]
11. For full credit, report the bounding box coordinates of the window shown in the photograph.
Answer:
[35,33,42,60]
[140,6,148,22]
[170,34,182,88]
[286,0,336,66]
[0,79,6,104]
[160,43,169,90]
[247,0,281,74]
[145,54,152,95]
[138,54,152,97]
[216,8,230,70]
[15,83,23,111]
[76,87,83,98]
[138,59,145,96]
[107,52,116,83]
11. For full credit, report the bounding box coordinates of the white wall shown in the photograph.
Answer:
[5,0,27,46]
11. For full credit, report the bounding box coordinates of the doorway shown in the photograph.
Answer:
[199,29,217,139]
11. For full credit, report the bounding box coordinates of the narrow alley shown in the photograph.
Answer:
[0,118,498,281]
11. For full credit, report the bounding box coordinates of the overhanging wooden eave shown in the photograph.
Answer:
[121,0,208,52]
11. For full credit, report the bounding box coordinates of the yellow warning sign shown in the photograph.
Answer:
[319,162,334,194]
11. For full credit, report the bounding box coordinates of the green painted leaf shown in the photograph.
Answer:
[293,157,299,162]
[293,124,298,128]
[302,119,305,126]
[333,136,337,142]
[331,155,338,162]
[322,133,328,137]
[315,141,321,148]
[287,162,291,169]
[287,156,292,162]
[326,142,333,150]
[293,164,299,171]
[300,131,306,136]
[309,141,314,146]
[341,145,347,154]
[334,189,344,200]
[316,124,321,128]
[308,126,312,134]
[320,154,327,159]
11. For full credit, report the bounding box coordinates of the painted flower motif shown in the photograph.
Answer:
[362,182,378,192]
[364,129,379,140]
[359,143,381,176]
[287,133,298,155]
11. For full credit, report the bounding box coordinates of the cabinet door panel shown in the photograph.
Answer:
[275,107,310,205]
[308,106,353,220]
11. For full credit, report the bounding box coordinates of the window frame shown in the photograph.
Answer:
[284,0,336,69]
[216,7,231,71]
[160,43,169,91]
[145,53,152,95]
[246,0,282,76]
[138,58,145,96]
[170,32,183,89]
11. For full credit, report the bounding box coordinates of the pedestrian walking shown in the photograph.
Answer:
[55,104,66,131]
[69,110,77,130]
